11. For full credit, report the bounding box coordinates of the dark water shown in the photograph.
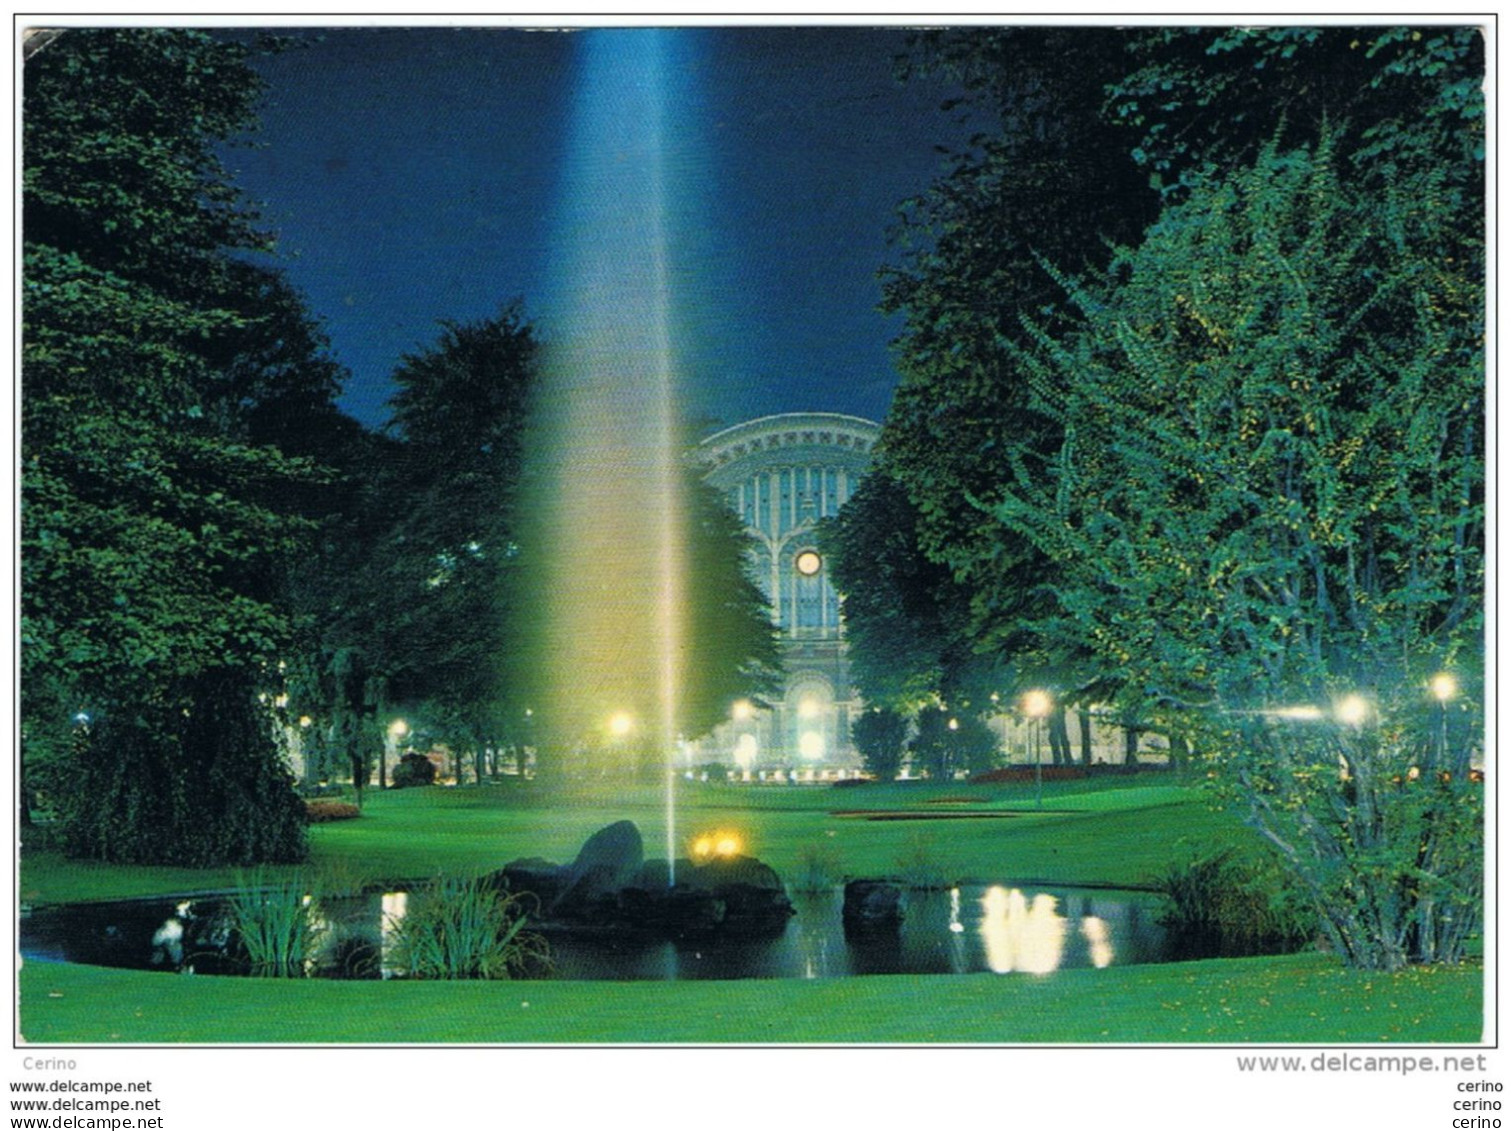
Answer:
[19,884,1170,981]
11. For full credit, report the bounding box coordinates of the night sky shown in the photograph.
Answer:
[220,26,970,434]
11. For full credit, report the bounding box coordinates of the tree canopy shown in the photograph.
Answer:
[22,29,346,862]
[853,24,1484,968]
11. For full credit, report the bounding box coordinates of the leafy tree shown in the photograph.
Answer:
[820,473,972,710]
[22,29,339,861]
[992,138,1482,968]
[851,707,909,781]
[1107,26,1484,206]
[909,707,1000,781]
[857,30,1162,727]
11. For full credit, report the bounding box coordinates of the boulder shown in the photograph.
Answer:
[684,854,784,892]
[843,880,905,932]
[489,857,566,909]
[552,821,645,918]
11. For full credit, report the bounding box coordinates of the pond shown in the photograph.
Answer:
[20,882,1172,981]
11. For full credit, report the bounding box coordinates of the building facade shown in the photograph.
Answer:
[694,412,881,776]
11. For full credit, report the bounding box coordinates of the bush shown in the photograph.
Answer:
[1154,848,1317,959]
[893,832,951,890]
[390,753,437,789]
[304,800,360,823]
[387,877,551,980]
[789,840,844,893]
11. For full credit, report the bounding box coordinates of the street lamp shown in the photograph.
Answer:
[1431,673,1457,773]
[1335,694,1369,727]
[608,712,634,738]
[1023,690,1052,810]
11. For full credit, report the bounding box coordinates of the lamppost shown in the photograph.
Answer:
[1023,690,1052,810]
[1431,673,1457,774]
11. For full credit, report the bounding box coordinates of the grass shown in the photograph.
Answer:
[16,773,1485,1044]
[19,776,1239,905]
[18,951,1481,1044]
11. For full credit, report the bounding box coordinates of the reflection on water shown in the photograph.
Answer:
[380,892,407,978]
[979,887,1067,975]
[20,883,1168,982]
[1082,915,1114,969]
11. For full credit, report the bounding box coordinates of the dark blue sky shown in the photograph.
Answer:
[223,26,969,433]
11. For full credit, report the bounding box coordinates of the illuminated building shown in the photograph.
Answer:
[695,412,880,774]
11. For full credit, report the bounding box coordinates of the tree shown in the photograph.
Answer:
[22,29,339,862]
[910,707,1000,781]
[992,137,1482,968]
[851,707,908,781]
[863,29,1162,727]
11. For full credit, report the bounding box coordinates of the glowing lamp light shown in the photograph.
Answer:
[948,717,960,731]
[298,715,313,729]
[608,712,634,738]
[1430,673,1458,703]
[732,699,754,721]
[1335,695,1370,726]
[733,733,758,769]
[797,696,821,720]
[1022,690,1052,719]
[387,719,409,740]
[691,832,743,861]
[799,731,825,760]
[795,550,822,576]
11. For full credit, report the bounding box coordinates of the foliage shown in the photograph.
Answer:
[390,753,438,790]
[22,29,340,862]
[876,29,1160,659]
[303,800,362,824]
[228,870,325,978]
[387,878,551,980]
[1153,848,1317,959]
[850,707,909,781]
[59,671,307,866]
[789,840,845,893]
[820,475,997,710]
[1107,26,1484,204]
[909,707,1000,781]
[990,138,1482,968]
[892,832,951,890]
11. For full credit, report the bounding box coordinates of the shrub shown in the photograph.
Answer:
[893,832,951,890]
[390,753,437,789]
[1153,848,1317,959]
[228,870,325,977]
[789,840,844,893]
[304,799,361,823]
[387,877,551,980]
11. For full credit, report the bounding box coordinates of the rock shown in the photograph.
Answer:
[552,821,645,918]
[622,855,793,935]
[566,821,644,889]
[620,884,726,935]
[684,854,784,892]
[489,857,566,908]
[843,880,905,932]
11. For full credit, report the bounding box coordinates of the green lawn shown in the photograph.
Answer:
[17,776,1485,1044]
[18,952,1481,1044]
